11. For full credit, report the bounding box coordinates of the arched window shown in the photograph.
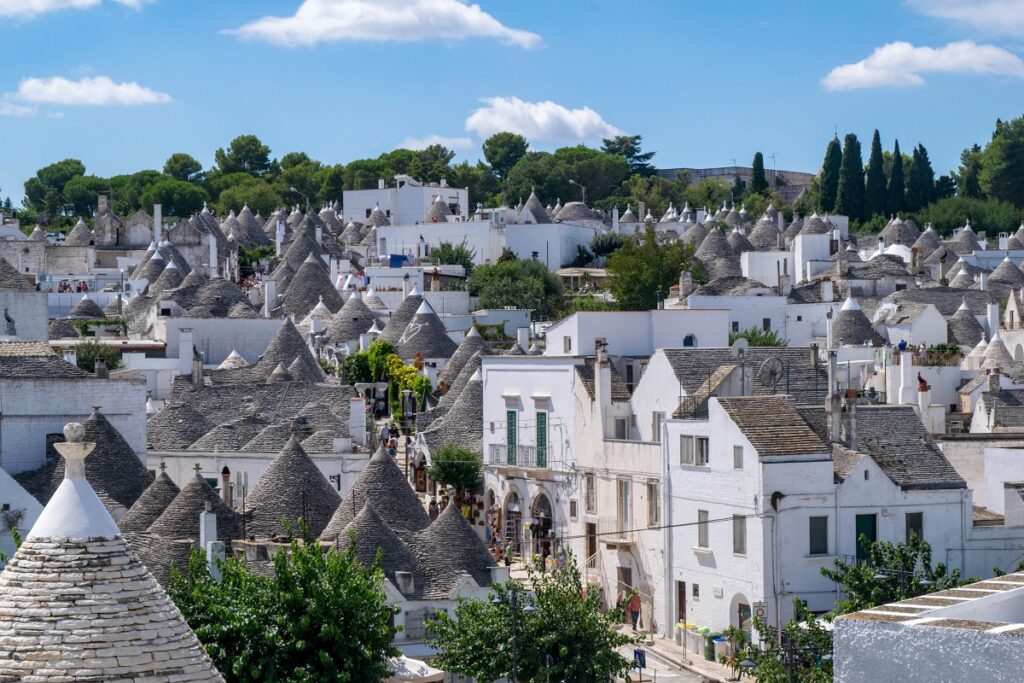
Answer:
[683,334,697,347]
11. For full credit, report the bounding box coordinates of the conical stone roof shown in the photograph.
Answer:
[120,465,181,533]
[149,260,183,295]
[217,349,249,370]
[983,334,1015,370]
[363,286,387,311]
[437,326,487,387]
[414,503,496,594]
[63,219,93,246]
[748,217,781,250]
[147,467,241,540]
[244,436,341,538]
[379,288,424,344]
[48,318,80,338]
[521,189,549,223]
[337,502,419,594]
[727,228,754,253]
[421,373,483,457]
[67,294,106,319]
[695,227,736,262]
[395,299,458,359]
[325,290,379,345]
[27,225,46,242]
[947,301,985,348]
[832,297,885,347]
[0,424,224,682]
[279,254,344,319]
[255,318,325,382]
[990,257,1024,288]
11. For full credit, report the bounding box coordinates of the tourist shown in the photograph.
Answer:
[428,497,439,520]
[628,592,642,631]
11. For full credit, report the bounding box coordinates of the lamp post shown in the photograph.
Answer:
[568,179,587,205]
[289,187,309,213]
[492,586,537,683]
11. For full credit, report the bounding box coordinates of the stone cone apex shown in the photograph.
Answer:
[1,422,225,681]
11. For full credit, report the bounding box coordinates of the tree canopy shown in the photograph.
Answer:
[979,115,1024,207]
[601,134,656,176]
[819,136,842,213]
[606,226,702,310]
[468,258,564,319]
[835,133,865,221]
[482,132,528,181]
[427,444,483,495]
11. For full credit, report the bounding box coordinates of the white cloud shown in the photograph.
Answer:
[0,100,37,117]
[15,76,172,105]
[228,0,540,48]
[464,96,622,141]
[907,0,1024,36]
[822,40,1024,90]
[398,134,473,150]
[0,0,148,18]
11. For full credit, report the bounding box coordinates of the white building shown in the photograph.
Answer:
[342,175,469,226]
[543,309,729,358]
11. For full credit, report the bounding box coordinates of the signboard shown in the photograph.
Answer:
[753,601,767,619]
[633,649,646,670]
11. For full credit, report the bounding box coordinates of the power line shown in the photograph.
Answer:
[552,512,760,543]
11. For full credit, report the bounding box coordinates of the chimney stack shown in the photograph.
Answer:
[178,328,194,376]
[821,278,834,303]
[94,358,108,379]
[209,234,218,277]
[220,466,232,506]
[517,327,529,350]
[679,271,693,298]
[263,280,276,318]
[349,396,367,446]
[843,394,858,451]
[153,204,162,243]
[191,348,203,384]
[395,570,415,595]
[989,368,1001,394]
[98,194,108,214]
[828,351,842,443]
[378,178,385,190]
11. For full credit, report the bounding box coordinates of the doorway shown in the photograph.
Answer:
[618,567,633,624]
[855,514,877,563]
[585,522,597,568]
[677,581,687,626]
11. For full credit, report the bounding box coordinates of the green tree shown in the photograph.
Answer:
[428,553,637,682]
[108,170,163,215]
[429,240,476,275]
[602,173,688,217]
[934,174,956,200]
[447,160,499,208]
[590,231,628,259]
[366,339,396,381]
[62,175,108,216]
[427,444,483,502]
[835,133,865,221]
[140,177,208,218]
[317,164,345,205]
[24,158,86,210]
[980,115,1024,206]
[169,523,399,682]
[504,147,630,208]
[74,341,122,373]
[956,144,984,198]
[731,599,834,683]
[482,132,529,181]
[217,178,282,216]
[906,143,936,212]
[819,136,842,213]
[729,326,788,347]
[606,226,702,310]
[280,152,324,207]
[214,134,273,177]
[684,178,733,213]
[601,134,656,176]
[888,139,907,215]
[468,258,564,319]
[341,351,372,384]
[911,196,1020,237]
[750,151,769,194]
[163,153,203,182]
[864,130,887,219]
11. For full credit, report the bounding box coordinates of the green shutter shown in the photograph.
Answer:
[536,412,548,468]
[506,410,517,465]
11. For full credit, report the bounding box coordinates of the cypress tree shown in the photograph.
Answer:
[750,152,768,194]
[864,130,887,219]
[819,136,842,213]
[887,139,906,215]
[906,143,936,212]
[835,133,865,222]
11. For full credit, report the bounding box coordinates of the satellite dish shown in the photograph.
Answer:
[758,356,785,391]
[730,338,749,358]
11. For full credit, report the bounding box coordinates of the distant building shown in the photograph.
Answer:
[657,165,815,204]
[342,175,469,226]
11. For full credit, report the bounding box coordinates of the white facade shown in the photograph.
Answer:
[342,176,468,225]
[544,310,729,358]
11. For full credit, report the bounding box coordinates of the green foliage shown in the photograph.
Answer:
[140,177,208,218]
[729,326,788,347]
[469,258,564,319]
[430,240,476,275]
[590,231,628,259]
[980,115,1024,207]
[821,535,971,615]
[606,226,701,311]
[602,134,657,177]
[24,158,86,210]
[163,153,203,182]
[911,196,1021,237]
[684,178,733,212]
[504,146,630,208]
[482,132,529,181]
[428,553,637,682]
[957,144,984,199]
[214,134,273,177]
[341,352,372,384]
[562,296,613,313]
[237,245,275,275]
[447,160,499,208]
[750,151,768,194]
[428,444,483,494]
[864,130,887,219]
[819,136,842,213]
[217,178,282,216]
[168,522,399,682]
[906,143,936,212]
[736,599,834,683]
[603,173,688,217]
[887,139,906,215]
[73,340,122,373]
[366,339,396,381]
[562,244,593,268]
[835,133,865,221]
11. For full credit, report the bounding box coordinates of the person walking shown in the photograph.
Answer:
[428,497,439,520]
[628,592,642,632]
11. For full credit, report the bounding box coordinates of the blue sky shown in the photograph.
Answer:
[2,0,1024,204]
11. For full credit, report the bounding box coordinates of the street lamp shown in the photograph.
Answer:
[289,187,309,213]
[492,586,538,683]
[568,179,587,205]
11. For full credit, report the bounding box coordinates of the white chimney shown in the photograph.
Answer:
[315,224,322,244]
[988,302,1000,336]
[178,328,193,376]
[612,206,620,232]
[209,236,218,277]
[330,257,338,285]
[777,212,784,232]
[275,220,285,256]
[395,571,415,595]
[516,327,529,349]
[153,204,162,243]
[263,280,276,318]
[821,279,834,303]
[349,396,367,446]
[980,271,989,291]
[378,178,385,190]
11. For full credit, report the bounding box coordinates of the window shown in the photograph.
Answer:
[647,481,660,527]
[379,238,386,254]
[762,318,771,331]
[905,512,923,543]
[895,283,907,291]
[796,315,803,322]
[563,336,572,353]
[584,473,596,513]
[683,334,697,347]
[733,515,746,555]
[505,410,517,465]
[696,437,710,466]
[617,480,631,528]
[809,516,828,555]
[652,412,665,443]
[614,418,628,440]
[692,583,700,599]
[697,510,709,548]
[569,500,578,519]
[680,435,695,465]
[731,321,740,333]
[733,445,744,470]
[365,208,372,218]
[536,411,548,468]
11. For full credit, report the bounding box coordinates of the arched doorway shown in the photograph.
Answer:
[530,493,554,564]
[1015,344,1024,362]
[730,593,752,637]
[503,491,524,557]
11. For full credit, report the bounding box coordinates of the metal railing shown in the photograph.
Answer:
[598,516,634,542]
[488,443,553,469]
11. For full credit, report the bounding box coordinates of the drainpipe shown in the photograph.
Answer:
[662,418,672,640]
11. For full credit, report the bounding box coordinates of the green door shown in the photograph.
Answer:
[506,410,517,465]
[536,412,548,468]
[855,514,877,563]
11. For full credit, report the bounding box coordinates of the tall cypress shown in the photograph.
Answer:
[819,136,842,213]
[750,152,768,194]
[835,133,865,221]
[864,130,887,219]
[906,143,936,212]
[887,139,906,215]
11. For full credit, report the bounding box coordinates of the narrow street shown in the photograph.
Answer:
[616,645,707,683]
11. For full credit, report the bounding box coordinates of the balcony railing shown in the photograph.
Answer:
[598,516,634,543]
[488,443,554,469]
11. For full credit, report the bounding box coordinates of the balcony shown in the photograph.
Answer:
[488,443,555,469]
[598,516,635,545]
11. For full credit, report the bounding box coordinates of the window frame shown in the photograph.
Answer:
[809,515,829,556]
[697,509,709,548]
[733,445,744,470]
[905,512,924,543]
[584,473,596,514]
[680,435,695,465]
[696,437,710,466]
[733,515,746,555]
[647,480,660,527]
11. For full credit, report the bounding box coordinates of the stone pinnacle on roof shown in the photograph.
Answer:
[832,296,885,347]
[147,464,241,540]
[0,423,225,682]
[379,287,424,344]
[120,462,181,533]
[395,298,458,359]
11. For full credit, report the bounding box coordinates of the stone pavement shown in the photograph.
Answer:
[618,628,736,683]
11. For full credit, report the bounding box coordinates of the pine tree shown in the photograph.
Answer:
[819,136,842,213]
[864,130,887,219]
[906,143,936,212]
[888,139,906,215]
[750,152,768,194]
[835,133,865,221]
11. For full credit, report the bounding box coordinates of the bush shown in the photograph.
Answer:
[74,341,122,373]
[912,196,1021,237]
